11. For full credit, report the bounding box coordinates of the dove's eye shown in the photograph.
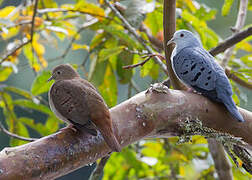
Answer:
[180,33,184,37]
[57,71,61,75]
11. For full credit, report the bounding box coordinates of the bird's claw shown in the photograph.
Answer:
[146,83,169,95]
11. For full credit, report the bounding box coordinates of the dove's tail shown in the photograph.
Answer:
[101,126,121,152]
[222,96,244,122]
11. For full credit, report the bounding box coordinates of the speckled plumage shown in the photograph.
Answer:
[168,30,244,122]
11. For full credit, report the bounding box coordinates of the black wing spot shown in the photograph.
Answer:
[181,71,189,75]
[207,76,211,80]
[200,67,205,71]
[186,65,189,67]
[191,61,194,64]
[205,82,209,86]
[191,63,197,71]
[191,72,201,82]
[208,71,212,74]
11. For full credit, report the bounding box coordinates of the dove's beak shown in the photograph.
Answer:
[47,75,54,82]
[167,37,175,46]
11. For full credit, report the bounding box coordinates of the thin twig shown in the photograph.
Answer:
[48,18,98,62]
[0,39,31,64]
[123,54,165,69]
[88,155,110,180]
[5,20,32,29]
[104,0,168,75]
[221,0,248,67]
[30,0,39,44]
[0,121,37,142]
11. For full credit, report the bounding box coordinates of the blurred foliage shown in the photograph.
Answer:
[0,0,251,179]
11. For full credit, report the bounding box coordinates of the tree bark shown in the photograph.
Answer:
[0,89,251,180]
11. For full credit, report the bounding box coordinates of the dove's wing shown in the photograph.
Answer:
[172,46,221,101]
[50,79,93,126]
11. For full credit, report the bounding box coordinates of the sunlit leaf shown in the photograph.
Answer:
[10,121,30,146]
[31,70,53,96]
[0,67,12,82]
[98,46,125,62]
[4,86,33,100]
[222,0,234,16]
[72,43,89,50]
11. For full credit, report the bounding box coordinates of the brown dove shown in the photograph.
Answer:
[48,64,121,152]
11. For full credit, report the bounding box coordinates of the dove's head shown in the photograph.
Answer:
[48,64,79,82]
[167,30,202,51]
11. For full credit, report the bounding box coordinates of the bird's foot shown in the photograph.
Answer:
[187,88,201,95]
[60,124,78,133]
[146,83,169,95]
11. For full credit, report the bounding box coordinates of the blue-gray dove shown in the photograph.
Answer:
[167,29,244,122]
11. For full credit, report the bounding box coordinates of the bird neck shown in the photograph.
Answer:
[174,40,202,54]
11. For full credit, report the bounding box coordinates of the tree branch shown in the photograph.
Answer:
[208,139,233,180]
[221,0,248,67]
[209,26,252,56]
[88,156,110,180]
[225,68,252,89]
[104,0,168,75]
[0,39,31,64]
[163,0,186,90]
[0,88,251,179]
[30,0,39,44]
[0,121,37,142]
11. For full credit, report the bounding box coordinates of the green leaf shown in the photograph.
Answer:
[98,46,125,62]
[4,86,33,100]
[0,67,12,82]
[116,51,134,84]
[96,24,138,48]
[88,56,108,87]
[13,99,54,116]
[45,116,60,134]
[98,63,117,107]
[10,121,30,146]
[31,70,53,96]
[222,0,234,16]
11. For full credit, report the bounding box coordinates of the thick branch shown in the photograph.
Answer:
[208,139,233,180]
[0,89,251,179]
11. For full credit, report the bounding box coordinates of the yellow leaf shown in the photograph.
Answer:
[71,1,105,20]
[0,67,12,82]
[32,34,45,56]
[184,0,197,13]
[236,41,252,52]
[72,43,89,50]
[38,56,48,68]
[1,27,19,40]
[179,166,185,177]
[0,6,15,18]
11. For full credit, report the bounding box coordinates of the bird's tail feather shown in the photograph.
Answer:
[223,96,244,122]
[100,127,121,152]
